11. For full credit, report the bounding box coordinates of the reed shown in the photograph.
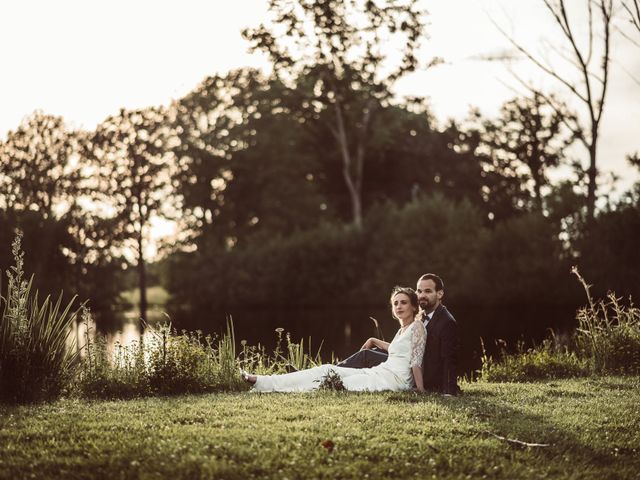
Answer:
[479,268,640,382]
[0,233,80,403]
[573,267,640,374]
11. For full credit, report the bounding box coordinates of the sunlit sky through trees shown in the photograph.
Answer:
[2,0,639,257]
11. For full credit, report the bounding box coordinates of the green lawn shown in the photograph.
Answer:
[1,377,639,480]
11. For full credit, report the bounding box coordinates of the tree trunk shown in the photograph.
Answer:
[586,140,597,221]
[137,230,147,329]
[349,187,363,230]
[533,173,543,213]
[333,100,363,229]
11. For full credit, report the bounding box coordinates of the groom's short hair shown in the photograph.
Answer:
[418,273,444,291]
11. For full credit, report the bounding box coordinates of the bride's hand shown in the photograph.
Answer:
[360,338,375,350]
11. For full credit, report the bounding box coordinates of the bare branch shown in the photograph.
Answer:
[614,24,640,48]
[542,39,598,80]
[484,431,551,448]
[507,68,587,148]
[586,0,595,65]
[621,0,640,32]
[489,16,589,104]
[555,0,596,115]
[612,55,640,87]
[595,0,613,125]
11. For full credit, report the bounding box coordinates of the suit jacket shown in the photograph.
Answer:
[422,304,460,395]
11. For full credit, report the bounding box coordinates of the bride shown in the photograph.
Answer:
[242,286,427,392]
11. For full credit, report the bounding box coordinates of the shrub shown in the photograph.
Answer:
[479,338,589,382]
[76,308,149,399]
[77,318,241,398]
[0,233,80,403]
[479,268,640,382]
[475,213,576,306]
[573,267,640,375]
[147,324,224,395]
[74,315,323,399]
[167,194,489,326]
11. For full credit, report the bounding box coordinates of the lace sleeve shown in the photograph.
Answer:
[410,321,427,368]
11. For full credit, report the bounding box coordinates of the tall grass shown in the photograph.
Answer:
[75,314,323,398]
[275,328,324,371]
[572,266,640,374]
[0,233,81,403]
[77,307,149,398]
[479,267,640,382]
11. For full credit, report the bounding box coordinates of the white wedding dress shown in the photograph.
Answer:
[252,320,427,392]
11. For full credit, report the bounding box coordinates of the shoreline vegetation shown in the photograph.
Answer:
[1,233,639,402]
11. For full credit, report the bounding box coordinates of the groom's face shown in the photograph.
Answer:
[416,279,443,313]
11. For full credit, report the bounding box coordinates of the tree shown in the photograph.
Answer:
[578,180,640,300]
[0,111,80,217]
[85,107,175,325]
[349,102,484,210]
[472,93,574,216]
[243,0,429,228]
[0,112,81,287]
[172,69,331,250]
[0,112,122,314]
[494,0,614,220]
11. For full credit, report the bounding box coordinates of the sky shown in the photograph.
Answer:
[1,0,639,201]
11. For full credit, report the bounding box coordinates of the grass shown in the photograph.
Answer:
[1,376,638,480]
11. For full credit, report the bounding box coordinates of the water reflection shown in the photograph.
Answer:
[68,308,167,357]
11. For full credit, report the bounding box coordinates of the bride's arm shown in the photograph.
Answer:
[412,366,425,392]
[410,322,427,392]
[360,337,390,351]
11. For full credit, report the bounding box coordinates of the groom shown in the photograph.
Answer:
[338,273,460,395]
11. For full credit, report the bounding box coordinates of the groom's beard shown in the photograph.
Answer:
[419,301,435,312]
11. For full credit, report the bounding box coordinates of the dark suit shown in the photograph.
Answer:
[338,347,388,369]
[423,304,460,395]
[338,303,460,395]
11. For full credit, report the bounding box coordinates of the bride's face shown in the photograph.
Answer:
[392,293,416,322]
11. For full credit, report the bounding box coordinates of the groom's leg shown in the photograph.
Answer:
[337,348,388,369]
